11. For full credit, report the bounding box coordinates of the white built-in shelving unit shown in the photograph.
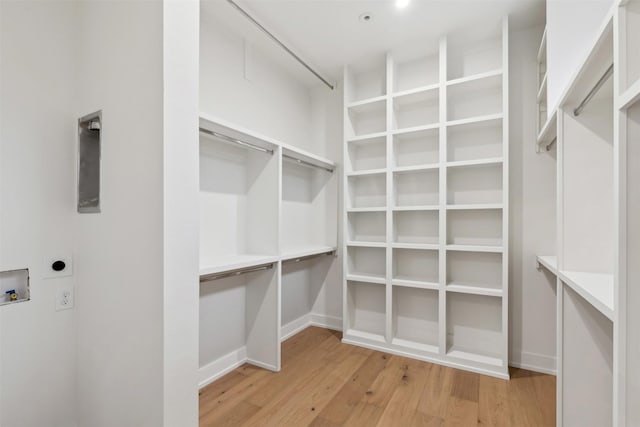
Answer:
[534,6,640,424]
[198,115,337,387]
[343,17,509,379]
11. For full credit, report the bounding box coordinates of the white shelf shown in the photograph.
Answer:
[618,77,640,110]
[446,113,503,128]
[280,246,336,262]
[558,270,614,321]
[392,205,439,212]
[347,207,386,213]
[537,28,547,63]
[537,73,548,102]
[346,95,387,110]
[446,69,503,87]
[344,329,386,343]
[391,243,439,251]
[447,348,503,367]
[347,241,386,248]
[446,158,503,169]
[392,279,439,290]
[392,83,439,99]
[346,273,386,285]
[446,283,502,298]
[536,255,558,275]
[446,204,503,210]
[346,131,387,143]
[346,169,386,177]
[199,254,279,277]
[281,145,335,172]
[446,244,503,253]
[392,163,439,173]
[391,123,439,136]
[536,109,557,150]
[391,338,439,354]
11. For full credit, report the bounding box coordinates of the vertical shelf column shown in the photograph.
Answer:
[438,36,448,356]
[500,15,510,370]
[385,53,394,344]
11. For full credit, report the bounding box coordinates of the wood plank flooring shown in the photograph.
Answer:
[199,327,555,427]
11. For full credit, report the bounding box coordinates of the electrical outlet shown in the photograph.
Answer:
[55,285,74,311]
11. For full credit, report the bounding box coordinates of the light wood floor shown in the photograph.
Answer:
[199,327,555,427]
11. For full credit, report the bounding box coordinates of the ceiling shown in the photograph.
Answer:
[201,0,545,89]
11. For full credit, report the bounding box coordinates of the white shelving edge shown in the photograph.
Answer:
[536,109,558,152]
[536,255,558,275]
[199,254,280,277]
[558,270,614,321]
[618,77,640,111]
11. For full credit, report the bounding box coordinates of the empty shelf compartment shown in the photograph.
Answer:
[347,246,386,281]
[348,211,386,243]
[393,127,439,167]
[447,33,502,81]
[393,51,439,93]
[392,89,439,130]
[447,163,502,205]
[346,61,387,103]
[394,169,439,207]
[447,251,502,292]
[392,286,439,352]
[347,280,386,339]
[348,174,387,209]
[393,248,438,286]
[447,116,503,162]
[347,136,387,172]
[393,210,438,244]
[447,209,502,247]
[347,99,386,138]
[447,73,502,122]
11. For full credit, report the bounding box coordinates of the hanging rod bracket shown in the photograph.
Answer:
[226,0,335,90]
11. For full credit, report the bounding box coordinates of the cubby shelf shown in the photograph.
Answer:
[558,270,614,321]
[446,284,503,297]
[536,255,558,275]
[446,68,503,87]
[343,17,509,379]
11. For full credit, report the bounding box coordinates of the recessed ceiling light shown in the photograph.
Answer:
[359,12,373,23]
[396,0,410,9]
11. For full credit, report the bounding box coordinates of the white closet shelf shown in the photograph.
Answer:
[536,110,557,150]
[446,158,503,169]
[393,164,439,173]
[346,95,387,109]
[446,244,503,253]
[446,113,503,128]
[391,243,439,251]
[537,74,548,103]
[447,348,503,367]
[446,204,503,210]
[618,78,640,111]
[391,123,440,136]
[346,273,386,285]
[347,241,387,248]
[199,254,279,277]
[537,28,547,62]
[391,338,439,354]
[347,132,388,143]
[536,255,558,275]
[282,145,335,172]
[392,279,439,290]
[346,169,386,177]
[558,270,614,321]
[392,83,439,99]
[446,69,503,87]
[446,283,502,297]
[347,207,387,213]
[200,114,279,153]
[344,329,386,343]
[392,205,439,212]
[280,245,336,262]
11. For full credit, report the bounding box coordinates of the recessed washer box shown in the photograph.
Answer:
[0,269,30,306]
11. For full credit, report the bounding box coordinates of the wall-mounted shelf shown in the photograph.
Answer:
[558,270,614,321]
[536,109,557,152]
[536,255,558,275]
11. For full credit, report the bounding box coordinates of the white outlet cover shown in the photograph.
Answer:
[55,285,74,311]
[43,255,73,279]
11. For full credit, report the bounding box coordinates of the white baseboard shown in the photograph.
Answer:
[509,350,557,375]
[280,313,312,341]
[198,346,248,389]
[309,313,342,331]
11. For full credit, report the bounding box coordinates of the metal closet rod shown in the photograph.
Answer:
[226,0,334,90]
[199,127,274,155]
[283,250,336,265]
[200,263,274,283]
[283,154,334,173]
[573,64,614,116]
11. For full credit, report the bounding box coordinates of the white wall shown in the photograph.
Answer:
[509,26,558,373]
[547,0,613,111]
[0,2,78,426]
[73,2,165,426]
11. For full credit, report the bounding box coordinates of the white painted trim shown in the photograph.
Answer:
[198,347,248,389]
[309,313,343,331]
[280,313,312,341]
[509,350,557,376]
